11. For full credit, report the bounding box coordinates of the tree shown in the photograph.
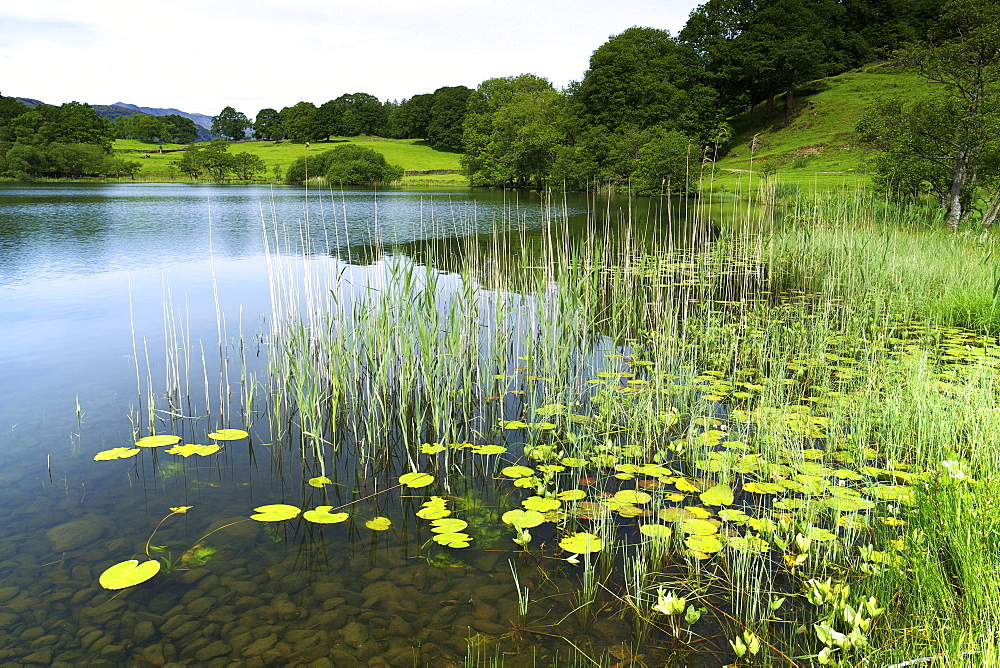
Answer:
[231,152,266,180]
[253,108,283,140]
[162,114,197,143]
[857,0,1000,228]
[284,144,403,185]
[426,86,472,151]
[279,102,317,143]
[211,106,250,140]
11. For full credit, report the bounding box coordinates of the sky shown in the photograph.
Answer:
[0,0,702,120]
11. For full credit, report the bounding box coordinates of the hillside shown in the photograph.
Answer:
[703,64,936,193]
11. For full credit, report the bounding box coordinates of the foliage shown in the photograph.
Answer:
[284,144,403,185]
[857,0,1000,228]
[252,108,282,140]
[211,106,251,141]
[111,113,196,144]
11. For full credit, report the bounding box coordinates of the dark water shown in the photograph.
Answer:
[0,183,705,666]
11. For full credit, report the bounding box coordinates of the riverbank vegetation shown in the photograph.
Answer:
[92,187,1000,666]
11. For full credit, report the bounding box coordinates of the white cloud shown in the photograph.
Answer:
[0,0,701,117]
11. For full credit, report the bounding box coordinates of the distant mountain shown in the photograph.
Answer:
[111,102,215,134]
[11,97,216,142]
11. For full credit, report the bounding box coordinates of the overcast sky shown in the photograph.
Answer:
[1,0,702,120]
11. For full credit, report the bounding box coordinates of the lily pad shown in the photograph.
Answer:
[207,428,249,441]
[365,517,392,531]
[164,443,219,457]
[302,506,350,524]
[135,435,181,448]
[699,484,734,506]
[556,489,588,501]
[522,496,561,512]
[250,504,301,522]
[681,518,719,536]
[430,518,469,533]
[308,476,333,488]
[639,524,673,540]
[399,472,435,488]
[99,559,161,589]
[614,489,652,505]
[501,509,546,528]
[744,481,785,495]
[421,442,447,454]
[471,444,507,455]
[559,532,603,554]
[684,534,723,553]
[433,532,472,548]
[94,447,140,461]
[501,465,535,479]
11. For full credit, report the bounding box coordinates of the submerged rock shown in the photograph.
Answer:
[45,514,112,552]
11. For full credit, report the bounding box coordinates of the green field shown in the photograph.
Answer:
[703,65,934,194]
[113,136,467,186]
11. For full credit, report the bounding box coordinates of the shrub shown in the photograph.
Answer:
[285,145,403,185]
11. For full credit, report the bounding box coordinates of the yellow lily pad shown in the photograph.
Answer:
[699,483,734,506]
[302,506,350,524]
[308,476,333,488]
[471,444,507,455]
[164,443,220,457]
[639,524,673,540]
[431,518,469,533]
[557,489,588,501]
[559,532,603,554]
[681,518,719,536]
[207,428,249,441]
[501,509,545,528]
[614,489,652,505]
[399,472,434,488]
[501,465,535,478]
[522,496,561,512]
[744,481,785,495]
[135,435,181,448]
[420,442,447,454]
[99,559,161,589]
[366,517,392,531]
[94,447,140,461]
[250,504,301,522]
[685,534,723,553]
[433,532,472,548]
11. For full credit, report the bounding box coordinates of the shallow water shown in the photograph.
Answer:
[0,183,710,666]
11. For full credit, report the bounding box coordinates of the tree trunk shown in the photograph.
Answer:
[946,149,970,230]
[982,187,1000,228]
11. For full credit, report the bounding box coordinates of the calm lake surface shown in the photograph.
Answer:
[0,183,708,666]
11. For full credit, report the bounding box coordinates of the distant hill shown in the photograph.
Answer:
[12,97,215,142]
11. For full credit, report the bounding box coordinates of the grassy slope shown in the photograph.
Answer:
[114,136,467,186]
[703,65,934,193]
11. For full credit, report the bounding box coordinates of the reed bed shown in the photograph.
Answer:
[131,185,1000,666]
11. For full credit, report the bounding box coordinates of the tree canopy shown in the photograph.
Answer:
[285,145,404,186]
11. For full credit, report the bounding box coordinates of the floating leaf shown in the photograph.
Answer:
[501,465,535,479]
[699,484,734,506]
[420,442,447,454]
[744,481,785,495]
[526,422,557,430]
[534,404,566,416]
[471,444,507,455]
[559,532,603,554]
[501,509,545,528]
[365,517,392,531]
[94,447,140,461]
[399,472,434,488]
[416,507,450,520]
[522,496,561,512]
[169,506,193,514]
[614,490,652,505]
[865,485,915,504]
[673,477,702,493]
[560,457,588,467]
[804,526,838,542]
[685,534,723,553]
[728,534,770,553]
[431,518,468,533]
[250,504,301,522]
[165,443,219,457]
[681,518,719,536]
[683,506,714,519]
[639,524,673,540]
[499,420,529,430]
[135,435,181,448]
[557,489,588,501]
[99,559,161,589]
[433,532,472,548]
[207,428,248,441]
[308,476,333,488]
[302,506,350,524]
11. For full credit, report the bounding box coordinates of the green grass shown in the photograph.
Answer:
[112,136,467,186]
[704,65,937,195]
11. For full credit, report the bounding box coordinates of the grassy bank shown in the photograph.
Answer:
[113,136,468,186]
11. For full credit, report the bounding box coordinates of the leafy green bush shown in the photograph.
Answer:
[285,145,403,185]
